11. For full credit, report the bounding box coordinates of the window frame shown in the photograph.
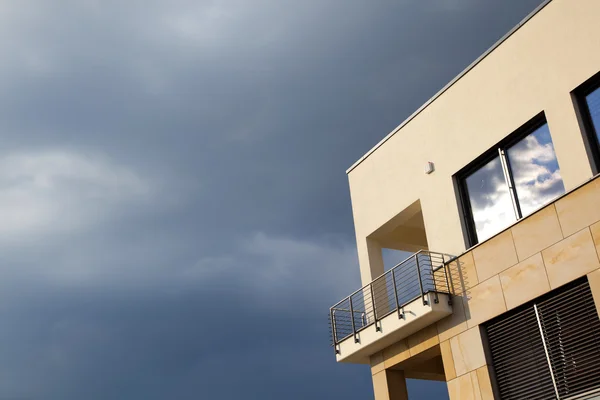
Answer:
[574,70,600,175]
[456,112,556,247]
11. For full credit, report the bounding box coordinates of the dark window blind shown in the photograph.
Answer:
[485,280,600,400]
[537,282,600,399]
[487,306,555,399]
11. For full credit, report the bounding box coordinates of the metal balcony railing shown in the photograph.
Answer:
[328,250,454,350]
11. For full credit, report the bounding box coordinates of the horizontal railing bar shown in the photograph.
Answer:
[330,251,452,307]
[331,308,372,313]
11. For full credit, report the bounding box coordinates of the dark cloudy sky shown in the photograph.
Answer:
[0,1,545,399]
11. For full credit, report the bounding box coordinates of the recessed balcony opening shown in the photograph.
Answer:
[370,200,429,254]
[392,345,451,399]
[392,346,446,381]
[382,249,411,272]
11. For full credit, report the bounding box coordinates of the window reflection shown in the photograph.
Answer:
[507,123,565,216]
[585,86,600,144]
[460,118,566,246]
[464,156,516,243]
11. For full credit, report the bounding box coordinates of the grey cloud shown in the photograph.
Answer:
[0,0,545,398]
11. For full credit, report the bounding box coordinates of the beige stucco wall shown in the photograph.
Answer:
[348,0,600,284]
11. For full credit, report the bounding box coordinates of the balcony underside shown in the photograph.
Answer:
[335,292,452,364]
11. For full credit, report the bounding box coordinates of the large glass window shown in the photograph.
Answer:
[585,86,600,145]
[577,73,600,172]
[459,118,565,245]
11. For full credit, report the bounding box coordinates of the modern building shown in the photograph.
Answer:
[329,0,600,399]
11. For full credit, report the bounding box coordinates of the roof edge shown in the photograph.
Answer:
[346,0,553,175]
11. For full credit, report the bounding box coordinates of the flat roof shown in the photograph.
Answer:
[346,0,553,174]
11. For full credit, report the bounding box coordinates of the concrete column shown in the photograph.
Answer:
[372,369,409,400]
[356,238,392,320]
[358,238,385,286]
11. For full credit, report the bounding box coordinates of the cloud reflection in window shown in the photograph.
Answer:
[464,156,515,243]
[463,123,565,244]
[507,123,565,216]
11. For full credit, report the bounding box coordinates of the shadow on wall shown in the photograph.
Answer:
[439,254,475,324]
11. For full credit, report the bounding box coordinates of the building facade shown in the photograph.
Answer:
[330,0,600,398]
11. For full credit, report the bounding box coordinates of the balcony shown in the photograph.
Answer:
[329,251,454,364]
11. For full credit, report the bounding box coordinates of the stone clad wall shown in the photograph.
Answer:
[442,176,600,399]
[371,176,600,400]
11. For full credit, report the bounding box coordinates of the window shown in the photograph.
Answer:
[485,279,600,400]
[458,115,565,245]
[575,71,600,173]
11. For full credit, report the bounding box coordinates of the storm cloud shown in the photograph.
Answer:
[0,1,544,399]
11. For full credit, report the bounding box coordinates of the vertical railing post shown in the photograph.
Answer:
[443,254,452,299]
[349,296,358,343]
[370,282,380,332]
[415,253,427,305]
[392,268,402,319]
[329,308,337,345]
[330,309,338,354]
[430,253,439,304]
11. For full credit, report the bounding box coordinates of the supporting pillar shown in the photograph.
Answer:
[372,369,409,400]
[358,238,391,320]
[358,238,385,285]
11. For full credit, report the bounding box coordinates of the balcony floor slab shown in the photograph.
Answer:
[336,292,452,364]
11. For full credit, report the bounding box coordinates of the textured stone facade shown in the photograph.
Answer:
[371,176,600,399]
